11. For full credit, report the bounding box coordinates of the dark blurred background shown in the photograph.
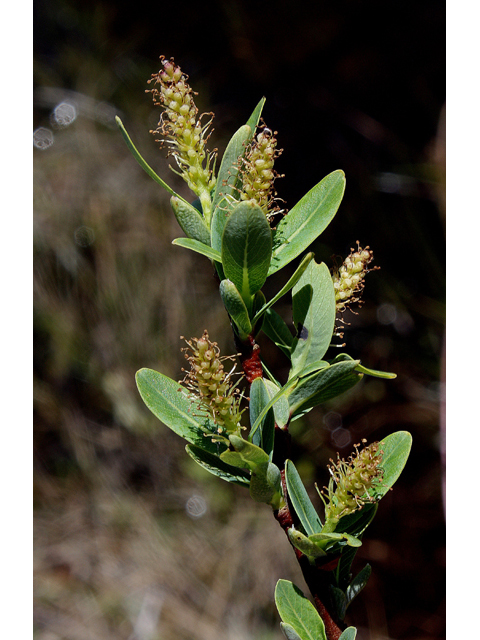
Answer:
[33,1,445,639]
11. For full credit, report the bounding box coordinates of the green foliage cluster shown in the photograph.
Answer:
[117,59,411,640]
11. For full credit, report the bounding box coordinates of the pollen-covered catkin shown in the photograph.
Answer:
[181,331,244,438]
[323,440,384,525]
[239,126,283,219]
[146,57,216,220]
[332,243,377,312]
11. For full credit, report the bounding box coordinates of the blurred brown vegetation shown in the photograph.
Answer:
[33,1,445,639]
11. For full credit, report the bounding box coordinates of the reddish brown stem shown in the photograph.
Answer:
[235,333,344,638]
[274,466,345,640]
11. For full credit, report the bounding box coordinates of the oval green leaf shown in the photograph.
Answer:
[375,431,412,497]
[135,368,226,456]
[249,377,275,456]
[221,201,273,303]
[262,308,294,357]
[251,252,314,326]
[263,379,290,428]
[219,279,253,339]
[288,360,362,418]
[289,260,336,377]
[269,170,345,275]
[224,434,270,469]
[345,565,371,607]
[285,459,323,535]
[170,196,211,245]
[211,124,252,242]
[185,443,250,487]
[275,580,327,640]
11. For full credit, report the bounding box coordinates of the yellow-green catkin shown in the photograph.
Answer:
[239,125,283,220]
[322,440,384,530]
[332,243,377,312]
[146,57,216,223]
[181,331,244,439]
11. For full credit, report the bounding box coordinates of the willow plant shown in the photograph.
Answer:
[116,56,412,640]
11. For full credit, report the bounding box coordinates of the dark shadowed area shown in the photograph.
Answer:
[33,1,445,639]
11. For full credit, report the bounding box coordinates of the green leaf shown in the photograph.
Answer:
[220,435,270,470]
[263,379,290,428]
[275,580,327,640]
[262,308,294,357]
[211,124,252,242]
[251,252,314,326]
[170,196,211,245]
[249,375,300,441]
[338,627,358,640]
[329,587,348,622]
[116,116,184,200]
[285,460,323,535]
[346,564,371,608]
[354,363,396,379]
[288,360,362,418]
[375,431,412,497]
[249,460,282,505]
[297,360,330,378]
[221,201,273,305]
[135,369,225,456]
[309,531,362,549]
[330,353,396,379]
[211,99,265,252]
[185,444,250,487]
[249,378,275,457]
[172,237,222,262]
[335,502,378,538]
[219,279,253,339]
[248,361,330,442]
[246,96,266,132]
[334,504,377,588]
[290,260,336,377]
[288,529,326,559]
[269,170,345,275]
[280,623,304,640]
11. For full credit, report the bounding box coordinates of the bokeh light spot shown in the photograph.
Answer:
[331,427,352,448]
[33,127,54,150]
[185,494,207,519]
[53,102,77,126]
[323,411,342,430]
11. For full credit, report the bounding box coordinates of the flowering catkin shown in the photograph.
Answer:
[181,331,244,438]
[147,57,216,222]
[322,440,384,525]
[238,125,283,219]
[332,243,377,312]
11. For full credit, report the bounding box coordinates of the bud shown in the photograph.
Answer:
[146,56,216,223]
[332,242,378,313]
[322,440,384,530]
[181,330,244,438]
